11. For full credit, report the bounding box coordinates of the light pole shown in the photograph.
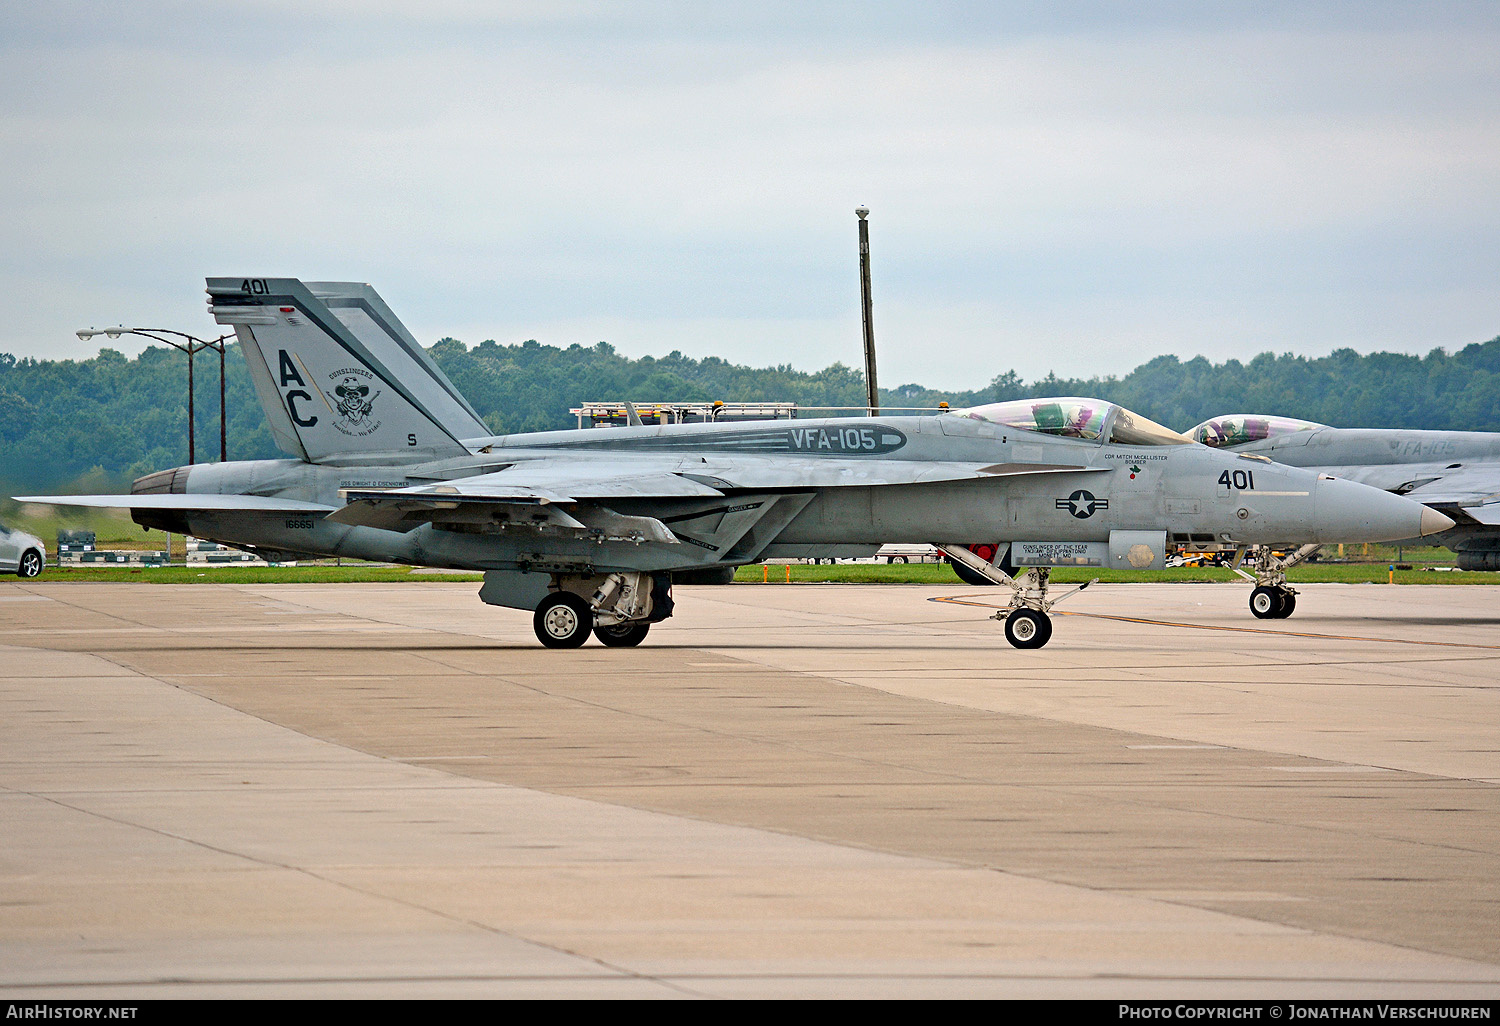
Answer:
[76,327,233,465]
[856,207,879,415]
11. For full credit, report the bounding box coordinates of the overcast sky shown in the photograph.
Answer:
[4,1,1500,390]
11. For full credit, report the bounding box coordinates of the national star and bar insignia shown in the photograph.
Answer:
[1056,489,1109,518]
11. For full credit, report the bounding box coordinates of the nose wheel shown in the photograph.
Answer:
[1249,585,1296,619]
[1003,608,1053,649]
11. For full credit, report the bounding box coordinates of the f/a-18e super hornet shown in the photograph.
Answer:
[16,278,1452,648]
[1192,413,1500,573]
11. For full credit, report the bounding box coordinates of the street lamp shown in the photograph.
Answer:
[75,326,233,464]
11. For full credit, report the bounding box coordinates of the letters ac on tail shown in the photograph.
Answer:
[208,277,486,462]
[12,278,1453,649]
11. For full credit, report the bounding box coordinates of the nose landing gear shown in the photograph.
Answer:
[1234,544,1318,620]
[938,544,1095,649]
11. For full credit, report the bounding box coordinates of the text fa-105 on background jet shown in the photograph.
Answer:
[1192,413,1500,571]
[16,277,1451,649]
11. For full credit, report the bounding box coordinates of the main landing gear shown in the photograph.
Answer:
[532,596,655,648]
[533,593,597,648]
[593,620,652,647]
[530,571,672,648]
[1232,544,1319,620]
[938,544,1095,650]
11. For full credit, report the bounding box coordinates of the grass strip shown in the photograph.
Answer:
[25,562,1499,586]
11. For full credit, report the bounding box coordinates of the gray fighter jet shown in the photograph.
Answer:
[1191,414,1500,571]
[15,278,1451,648]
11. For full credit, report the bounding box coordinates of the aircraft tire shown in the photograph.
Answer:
[534,593,593,648]
[1275,590,1296,618]
[1249,586,1282,619]
[673,566,736,585]
[594,621,650,647]
[17,549,43,578]
[949,559,994,587]
[1004,608,1051,649]
[947,543,1013,587]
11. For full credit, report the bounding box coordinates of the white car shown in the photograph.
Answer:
[0,522,45,578]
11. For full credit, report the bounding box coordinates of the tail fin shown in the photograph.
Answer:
[207,277,488,462]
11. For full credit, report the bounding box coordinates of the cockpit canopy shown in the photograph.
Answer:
[1189,414,1326,448]
[951,397,1192,446]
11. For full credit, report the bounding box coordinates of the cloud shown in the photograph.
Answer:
[3,2,1499,389]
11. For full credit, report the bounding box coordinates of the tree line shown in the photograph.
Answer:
[3,334,1498,494]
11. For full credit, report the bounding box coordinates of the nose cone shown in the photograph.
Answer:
[1314,476,1449,543]
[1421,507,1456,537]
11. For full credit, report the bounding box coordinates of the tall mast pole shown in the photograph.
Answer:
[856,207,879,415]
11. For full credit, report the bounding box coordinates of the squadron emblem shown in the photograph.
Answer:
[325,368,382,437]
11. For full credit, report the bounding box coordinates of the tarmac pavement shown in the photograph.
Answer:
[1,580,1497,998]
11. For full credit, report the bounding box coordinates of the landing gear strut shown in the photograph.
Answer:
[947,543,1013,587]
[1234,544,1317,620]
[938,544,1095,650]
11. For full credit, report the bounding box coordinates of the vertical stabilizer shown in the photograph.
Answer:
[207,278,487,462]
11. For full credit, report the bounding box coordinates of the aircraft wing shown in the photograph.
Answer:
[327,455,1106,532]
[1399,466,1500,524]
[327,459,726,533]
[13,494,337,513]
[1319,463,1500,525]
[465,452,1105,490]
